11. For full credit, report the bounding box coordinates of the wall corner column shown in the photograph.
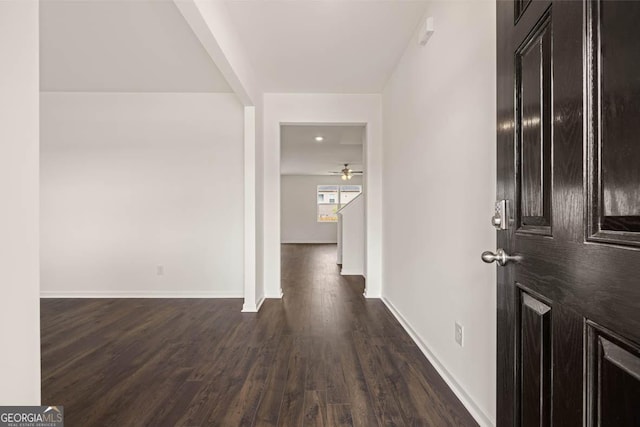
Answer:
[242,106,258,312]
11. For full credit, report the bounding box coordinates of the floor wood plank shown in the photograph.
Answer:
[41,244,478,426]
[326,404,354,427]
[303,390,327,427]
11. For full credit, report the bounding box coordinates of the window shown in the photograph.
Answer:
[317,184,362,222]
[317,185,339,222]
[339,185,362,206]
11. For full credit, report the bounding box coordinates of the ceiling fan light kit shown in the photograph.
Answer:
[330,163,362,180]
[341,164,353,180]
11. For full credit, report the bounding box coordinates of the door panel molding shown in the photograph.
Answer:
[519,291,552,426]
[515,0,533,24]
[515,8,553,236]
[585,320,640,426]
[586,0,640,247]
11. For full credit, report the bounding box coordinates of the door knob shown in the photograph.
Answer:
[481,248,520,266]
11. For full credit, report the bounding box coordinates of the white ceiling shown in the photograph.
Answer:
[40,0,232,92]
[224,0,429,93]
[281,125,364,175]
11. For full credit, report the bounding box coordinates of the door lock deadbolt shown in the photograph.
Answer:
[492,200,509,230]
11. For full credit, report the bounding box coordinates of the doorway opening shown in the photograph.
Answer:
[279,124,366,294]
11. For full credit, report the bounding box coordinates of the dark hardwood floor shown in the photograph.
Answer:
[41,244,477,426]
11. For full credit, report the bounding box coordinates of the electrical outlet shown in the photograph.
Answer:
[156,265,164,276]
[455,322,464,347]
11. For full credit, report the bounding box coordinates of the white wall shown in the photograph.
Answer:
[254,99,265,306]
[381,2,496,426]
[243,106,257,311]
[263,93,383,298]
[40,92,244,297]
[0,0,41,404]
[281,175,362,244]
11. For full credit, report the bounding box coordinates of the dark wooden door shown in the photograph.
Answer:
[496,1,640,425]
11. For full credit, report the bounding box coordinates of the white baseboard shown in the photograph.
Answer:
[340,270,364,276]
[242,296,265,312]
[242,302,257,312]
[381,297,495,427]
[40,291,244,299]
[281,240,337,244]
[264,288,284,299]
[363,289,380,298]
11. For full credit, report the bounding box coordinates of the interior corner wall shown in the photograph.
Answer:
[254,98,266,305]
[281,175,363,244]
[381,1,496,426]
[262,93,383,299]
[0,0,41,404]
[40,92,245,297]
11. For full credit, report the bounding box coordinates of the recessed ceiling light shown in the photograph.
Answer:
[314,136,324,142]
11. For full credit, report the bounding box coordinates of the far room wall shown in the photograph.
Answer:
[40,92,245,297]
[281,174,363,244]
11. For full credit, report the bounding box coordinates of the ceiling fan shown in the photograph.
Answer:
[329,164,363,180]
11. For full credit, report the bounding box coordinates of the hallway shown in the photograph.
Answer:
[41,244,477,426]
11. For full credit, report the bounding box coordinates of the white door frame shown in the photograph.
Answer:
[262,93,383,299]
